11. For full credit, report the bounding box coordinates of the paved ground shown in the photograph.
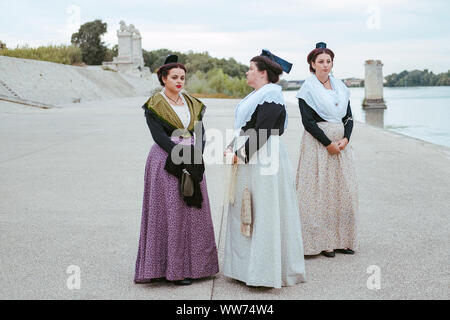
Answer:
[0,97,449,300]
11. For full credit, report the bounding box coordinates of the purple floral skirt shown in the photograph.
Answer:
[134,138,219,282]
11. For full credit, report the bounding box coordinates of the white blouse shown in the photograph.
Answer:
[161,92,191,129]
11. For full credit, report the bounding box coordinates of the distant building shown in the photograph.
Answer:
[285,80,304,90]
[343,78,364,87]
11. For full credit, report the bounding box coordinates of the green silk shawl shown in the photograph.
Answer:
[143,92,205,132]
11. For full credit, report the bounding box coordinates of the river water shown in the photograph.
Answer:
[283,86,450,148]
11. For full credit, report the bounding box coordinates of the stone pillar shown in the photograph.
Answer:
[132,31,144,68]
[365,108,385,128]
[117,30,133,62]
[363,60,386,109]
[114,22,133,74]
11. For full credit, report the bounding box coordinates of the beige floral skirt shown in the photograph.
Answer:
[295,122,358,255]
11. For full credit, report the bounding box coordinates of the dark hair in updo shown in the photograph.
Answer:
[250,56,283,83]
[156,62,187,87]
[307,48,335,73]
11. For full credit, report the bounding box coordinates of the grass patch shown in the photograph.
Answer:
[0,45,82,65]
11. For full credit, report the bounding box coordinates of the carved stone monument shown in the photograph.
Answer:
[114,21,134,73]
[131,26,144,67]
[363,60,386,109]
[103,21,150,77]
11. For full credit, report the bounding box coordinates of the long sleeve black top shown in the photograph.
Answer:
[143,106,206,154]
[298,98,353,147]
[232,101,286,163]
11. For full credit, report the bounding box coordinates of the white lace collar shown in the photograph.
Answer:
[234,83,287,136]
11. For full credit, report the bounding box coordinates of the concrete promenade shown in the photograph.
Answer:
[0,96,449,299]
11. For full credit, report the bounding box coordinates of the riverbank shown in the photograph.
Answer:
[0,56,159,106]
[0,97,449,299]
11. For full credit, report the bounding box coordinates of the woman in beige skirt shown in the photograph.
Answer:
[295,42,358,258]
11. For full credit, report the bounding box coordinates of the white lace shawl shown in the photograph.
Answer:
[234,83,287,136]
[296,74,350,123]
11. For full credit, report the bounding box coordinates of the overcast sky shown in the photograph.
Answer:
[1,0,449,80]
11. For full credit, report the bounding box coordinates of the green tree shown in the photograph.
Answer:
[186,68,251,98]
[143,48,175,72]
[384,69,450,87]
[104,44,118,62]
[184,51,215,74]
[278,79,289,90]
[215,57,248,78]
[0,40,6,50]
[436,73,450,86]
[142,48,248,78]
[140,48,251,97]
[71,19,108,65]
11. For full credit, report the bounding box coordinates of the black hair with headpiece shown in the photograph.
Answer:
[164,54,178,65]
[157,55,185,87]
[260,49,293,74]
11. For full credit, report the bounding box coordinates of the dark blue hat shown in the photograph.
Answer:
[316,42,327,49]
[260,49,293,74]
[164,54,178,65]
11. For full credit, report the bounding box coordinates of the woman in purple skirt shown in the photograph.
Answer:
[134,55,219,286]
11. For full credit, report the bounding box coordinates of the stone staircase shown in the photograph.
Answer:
[0,78,54,108]
[0,79,20,99]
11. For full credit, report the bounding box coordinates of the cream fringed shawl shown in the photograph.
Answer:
[296,74,350,123]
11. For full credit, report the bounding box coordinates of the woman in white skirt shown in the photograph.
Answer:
[223,50,306,288]
[295,42,358,258]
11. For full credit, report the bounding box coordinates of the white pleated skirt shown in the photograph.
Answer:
[223,136,306,288]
